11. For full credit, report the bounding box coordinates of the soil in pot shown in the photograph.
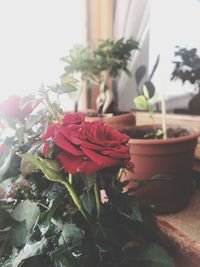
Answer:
[123,125,199,214]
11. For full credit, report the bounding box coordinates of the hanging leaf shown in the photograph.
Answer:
[143,81,156,99]
[116,194,143,222]
[135,65,146,85]
[80,190,95,215]
[0,150,13,182]
[9,221,27,248]
[16,126,25,145]
[19,154,64,182]
[133,244,174,267]
[11,200,40,233]
[6,238,48,267]
[60,74,78,94]
[142,84,150,100]
[26,107,48,129]
[58,223,84,249]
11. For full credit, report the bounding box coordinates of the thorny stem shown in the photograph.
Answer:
[60,178,92,224]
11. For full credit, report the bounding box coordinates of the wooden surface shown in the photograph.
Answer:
[135,111,200,129]
[156,189,200,266]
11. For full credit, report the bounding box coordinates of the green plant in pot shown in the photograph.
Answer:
[171,46,200,114]
[0,87,173,266]
[60,38,139,130]
[122,59,200,214]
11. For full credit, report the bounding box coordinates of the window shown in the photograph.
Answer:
[0,0,85,108]
[150,0,200,99]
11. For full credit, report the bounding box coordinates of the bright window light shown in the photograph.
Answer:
[150,0,200,97]
[0,0,84,103]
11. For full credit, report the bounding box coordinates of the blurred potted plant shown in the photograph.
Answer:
[0,86,173,266]
[60,38,139,131]
[171,46,200,114]
[122,57,200,214]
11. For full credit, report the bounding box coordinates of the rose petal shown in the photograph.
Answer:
[54,131,83,156]
[101,146,129,158]
[42,124,58,142]
[57,152,84,174]
[81,147,118,167]
[63,112,85,126]
[57,152,100,175]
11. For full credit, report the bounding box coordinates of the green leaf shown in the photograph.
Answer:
[134,95,148,110]
[142,84,150,100]
[116,194,143,222]
[59,223,84,249]
[134,244,174,267]
[16,126,25,145]
[81,190,95,215]
[61,75,79,85]
[0,199,16,209]
[7,238,48,267]
[83,175,95,191]
[19,154,64,182]
[9,221,27,248]
[135,65,146,85]
[0,150,13,182]
[40,193,65,226]
[156,128,163,138]
[60,74,78,93]
[25,108,48,129]
[11,200,40,233]
[0,209,13,229]
[143,81,156,99]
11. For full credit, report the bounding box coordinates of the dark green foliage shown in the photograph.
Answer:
[171,46,200,86]
[0,171,174,267]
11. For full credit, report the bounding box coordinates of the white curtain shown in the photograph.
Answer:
[0,0,84,110]
[113,0,150,111]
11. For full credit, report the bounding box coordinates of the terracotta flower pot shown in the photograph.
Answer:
[123,125,200,214]
[85,112,136,131]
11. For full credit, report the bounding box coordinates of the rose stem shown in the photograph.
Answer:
[60,179,92,224]
[94,177,101,220]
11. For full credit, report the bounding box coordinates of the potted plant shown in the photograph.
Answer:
[60,38,139,131]
[122,61,200,214]
[171,46,200,114]
[0,86,174,266]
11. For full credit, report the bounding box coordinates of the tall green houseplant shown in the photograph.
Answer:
[60,38,139,114]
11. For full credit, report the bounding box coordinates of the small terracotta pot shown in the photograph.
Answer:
[85,112,136,131]
[123,125,200,214]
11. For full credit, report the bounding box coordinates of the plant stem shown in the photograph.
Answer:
[68,173,73,184]
[94,177,101,220]
[161,85,167,139]
[60,179,91,224]
[44,97,61,123]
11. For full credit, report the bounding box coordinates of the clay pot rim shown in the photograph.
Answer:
[127,125,200,145]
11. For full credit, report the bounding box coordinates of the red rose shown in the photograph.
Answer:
[42,112,130,176]
[0,95,36,120]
